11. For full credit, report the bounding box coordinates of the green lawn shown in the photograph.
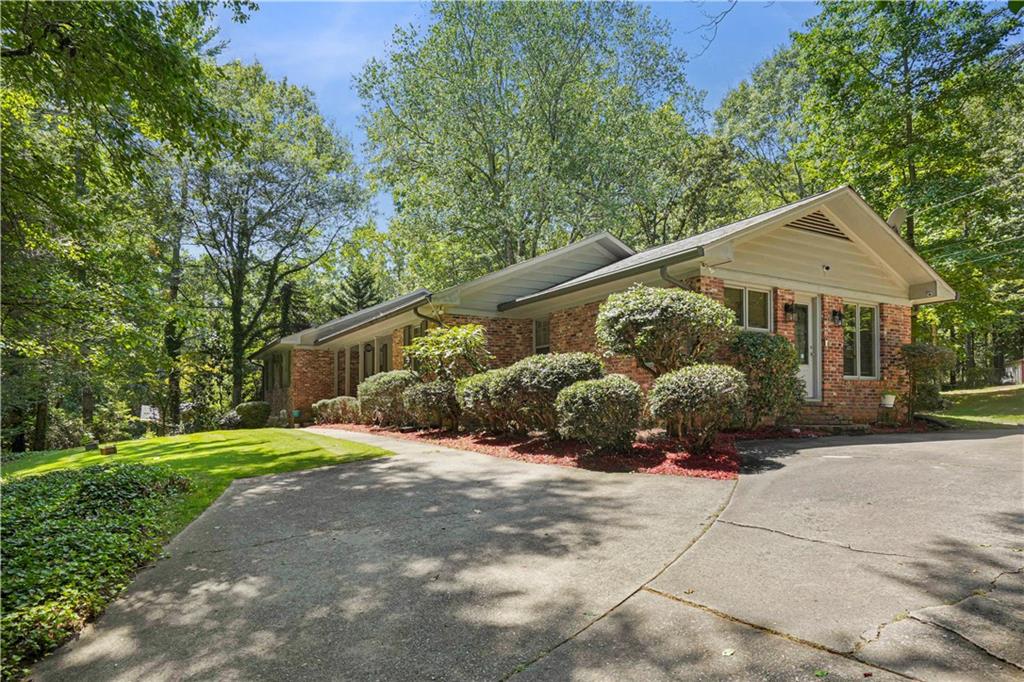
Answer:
[925,384,1024,428]
[2,428,391,534]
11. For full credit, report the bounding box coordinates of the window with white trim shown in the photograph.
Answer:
[723,286,771,331]
[843,303,878,378]
[534,319,551,354]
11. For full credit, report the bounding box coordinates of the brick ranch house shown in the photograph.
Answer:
[255,186,955,424]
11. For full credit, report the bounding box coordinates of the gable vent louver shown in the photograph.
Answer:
[785,210,850,241]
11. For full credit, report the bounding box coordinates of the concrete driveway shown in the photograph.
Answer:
[35,428,1023,681]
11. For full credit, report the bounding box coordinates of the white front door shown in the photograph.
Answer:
[794,295,820,400]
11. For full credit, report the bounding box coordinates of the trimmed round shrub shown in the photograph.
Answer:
[901,343,956,413]
[456,369,509,432]
[491,353,605,434]
[596,284,736,375]
[730,331,803,429]
[649,364,747,453]
[234,401,271,428]
[311,396,361,424]
[555,374,642,452]
[403,381,459,429]
[357,370,420,426]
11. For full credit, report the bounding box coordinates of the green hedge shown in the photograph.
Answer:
[649,364,747,453]
[491,353,605,434]
[403,381,459,429]
[311,396,361,424]
[1,464,191,679]
[555,374,643,452]
[357,370,420,426]
[456,369,510,432]
[730,331,803,429]
[234,401,271,428]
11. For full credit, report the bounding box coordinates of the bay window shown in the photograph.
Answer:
[723,286,771,331]
[843,303,878,378]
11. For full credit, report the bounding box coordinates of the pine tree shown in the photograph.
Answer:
[332,260,382,316]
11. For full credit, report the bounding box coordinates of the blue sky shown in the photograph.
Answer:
[214,1,821,218]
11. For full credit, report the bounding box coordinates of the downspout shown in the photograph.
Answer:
[413,302,443,326]
[659,265,687,289]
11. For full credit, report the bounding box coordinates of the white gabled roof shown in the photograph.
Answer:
[500,186,956,310]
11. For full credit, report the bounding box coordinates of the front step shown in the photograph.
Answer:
[793,423,871,436]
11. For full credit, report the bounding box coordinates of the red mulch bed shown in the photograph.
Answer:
[317,423,739,480]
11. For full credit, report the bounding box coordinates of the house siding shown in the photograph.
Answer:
[289,349,334,417]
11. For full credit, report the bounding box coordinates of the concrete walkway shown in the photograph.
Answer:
[33,428,1023,681]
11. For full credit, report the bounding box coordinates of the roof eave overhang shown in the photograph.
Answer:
[497,246,705,312]
[313,294,432,346]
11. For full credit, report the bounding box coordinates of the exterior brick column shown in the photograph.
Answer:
[391,328,405,370]
[773,288,796,343]
[880,303,912,415]
[819,294,846,410]
[685,275,725,303]
[348,346,359,396]
[291,349,334,415]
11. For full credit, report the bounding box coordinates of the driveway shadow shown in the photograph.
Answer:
[34,448,731,681]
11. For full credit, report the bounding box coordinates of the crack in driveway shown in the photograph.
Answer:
[716,519,919,559]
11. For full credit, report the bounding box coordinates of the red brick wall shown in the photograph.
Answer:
[800,299,911,424]
[291,349,334,416]
[441,314,534,367]
[548,301,656,391]
[773,288,796,343]
[391,329,405,370]
[685,275,725,302]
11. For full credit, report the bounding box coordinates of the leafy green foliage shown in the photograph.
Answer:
[730,332,804,429]
[311,396,361,425]
[555,374,643,452]
[901,343,957,413]
[491,353,605,434]
[403,381,459,430]
[455,369,510,432]
[358,1,707,287]
[234,401,271,429]
[357,370,420,426]
[1,464,191,678]
[649,364,747,453]
[402,324,494,381]
[332,258,383,317]
[597,285,737,375]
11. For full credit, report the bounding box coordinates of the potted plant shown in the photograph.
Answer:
[879,379,899,409]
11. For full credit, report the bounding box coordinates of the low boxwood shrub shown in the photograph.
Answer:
[234,401,271,429]
[730,331,803,429]
[357,370,420,426]
[311,396,361,425]
[491,353,605,434]
[649,364,747,453]
[456,369,511,432]
[1,464,191,679]
[555,374,642,452]
[403,381,459,429]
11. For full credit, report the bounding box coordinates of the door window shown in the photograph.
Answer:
[795,304,809,364]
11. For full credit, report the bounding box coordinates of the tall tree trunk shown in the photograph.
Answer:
[31,398,48,451]
[165,167,186,429]
[82,385,95,432]
[8,406,27,453]
[231,292,245,407]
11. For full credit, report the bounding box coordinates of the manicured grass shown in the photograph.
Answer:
[0,429,389,678]
[2,428,390,534]
[925,384,1024,428]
